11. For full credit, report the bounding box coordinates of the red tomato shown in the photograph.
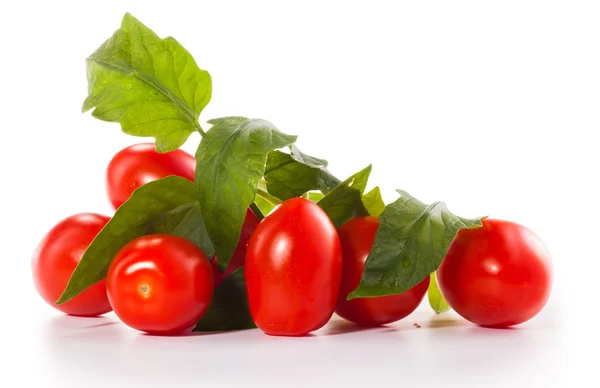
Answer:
[106,235,213,334]
[210,208,260,286]
[437,218,552,328]
[32,213,112,317]
[335,217,429,326]
[245,198,343,336]
[106,143,195,209]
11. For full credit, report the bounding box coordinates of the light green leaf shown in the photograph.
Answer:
[361,186,385,217]
[193,267,256,332]
[302,191,325,202]
[196,117,296,271]
[82,13,211,152]
[349,190,483,299]
[57,176,211,304]
[264,148,340,201]
[428,273,450,314]
[317,165,372,227]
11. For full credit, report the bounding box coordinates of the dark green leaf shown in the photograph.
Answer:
[428,273,450,314]
[264,149,340,201]
[82,13,211,152]
[57,176,211,304]
[361,186,385,217]
[193,267,256,332]
[349,190,483,299]
[196,117,296,271]
[317,165,372,227]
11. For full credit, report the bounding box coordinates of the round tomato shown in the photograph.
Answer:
[437,218,552,328]
[245,198,342,336]
[32,213,112,317]
[106,234,213,334]
[106,143,196,209]
[210,208,260,286]
[335,217,429,326]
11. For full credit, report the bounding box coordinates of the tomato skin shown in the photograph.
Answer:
[32,213,112,317]
[335,217,429,326]
[245,198,343,336]
[106,143,196,209]
[210,208,260,286]
[106,235,213,335]
[437,218,552,328]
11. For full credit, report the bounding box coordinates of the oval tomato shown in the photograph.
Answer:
[106,143,195,209]
[106,234,213,335]
[437,218,552,327]
[210,208,260,286]
[335,217,429,326]
[245,198,343,336]
[32,213,112,317]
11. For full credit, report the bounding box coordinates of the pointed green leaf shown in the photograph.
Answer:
[361,186,385,217]
[193,267,256,332]
[196,117,296,271]
[57,176,211,304]
[82,13,211,152]
[349,190,483,299]
[317,165,372,227]
[428,273,450,314]
[264,148,340,201]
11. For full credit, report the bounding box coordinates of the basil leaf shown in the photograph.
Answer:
[193,267,256,332]
[302,191,325,202]
[264,149,340,201]
[317,165,372,227]
[196,117,296,271]
[82,13,211,152]
[428,273,450,314]
[348,190,483,299]
[361,186,385,217]
[57,176,211,304]
[254,179,278,216]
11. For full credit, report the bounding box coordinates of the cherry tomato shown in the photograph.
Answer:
[106,143,196,209]
[210,208,260,286]
[106,234,213,335]
[32,213,112,317]
[437,218,552,328]
[335,217,429,326]
[246,198,343,336]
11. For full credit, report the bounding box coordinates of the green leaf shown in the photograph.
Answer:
[317,165,372,227]
[264,148,340,201]
[196,117,296,271]
[361,186,385,217]
[428,273,450,314]
[57,176,211,304]
[82,13,211,152]
[254,179,278,216]
[193,267,256,332]
[302,191,325,202]
[348,190,483,299]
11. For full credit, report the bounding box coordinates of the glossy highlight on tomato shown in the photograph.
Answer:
[32,213,112,317]
[210,208,260,286]
[437,218,552,328]
[245,198,343,336]
[335,217,429,326]
[106,234,213,335]
[106,143,196,209]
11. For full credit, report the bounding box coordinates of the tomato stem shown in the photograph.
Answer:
[256,187,282,206]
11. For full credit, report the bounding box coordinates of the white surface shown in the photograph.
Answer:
[0,1,598,387]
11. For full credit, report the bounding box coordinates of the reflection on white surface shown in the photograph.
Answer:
[35,309,564,388]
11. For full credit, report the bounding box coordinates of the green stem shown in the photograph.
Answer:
[256,187,282,206]
[249,203,265,221]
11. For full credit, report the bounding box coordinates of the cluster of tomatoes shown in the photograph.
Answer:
[32,143,552,336]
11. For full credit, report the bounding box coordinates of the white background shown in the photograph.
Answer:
[1,1,598,387]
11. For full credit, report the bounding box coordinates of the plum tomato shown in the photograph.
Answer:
[245,198,343,336]
[106,143,195,209]
[335,217,429,326]
[437,218,552,328]
[32,213,112,317]
[106,234,213,335]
